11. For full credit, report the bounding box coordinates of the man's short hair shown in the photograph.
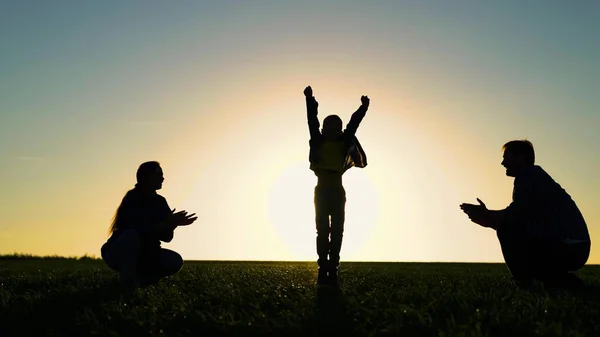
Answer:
[502,140,535,165]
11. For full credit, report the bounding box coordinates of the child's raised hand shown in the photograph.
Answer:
[361,95,370,107]
[304,86,313,97]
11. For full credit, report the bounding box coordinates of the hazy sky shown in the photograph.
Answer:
[1,1,599,263]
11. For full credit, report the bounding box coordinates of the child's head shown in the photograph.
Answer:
[322,115,343,140]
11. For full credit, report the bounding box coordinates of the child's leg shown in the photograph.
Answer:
[314,186,331,271]
[329,186,346,270]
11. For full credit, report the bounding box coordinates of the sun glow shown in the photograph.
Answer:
[267,160,380,261]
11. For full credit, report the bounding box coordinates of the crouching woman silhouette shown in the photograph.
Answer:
[101,161,197,291]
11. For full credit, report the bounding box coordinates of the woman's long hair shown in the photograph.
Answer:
[108,161,161,235]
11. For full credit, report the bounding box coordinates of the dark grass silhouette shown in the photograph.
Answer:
[0,253,100,260]
[2,259,600,337]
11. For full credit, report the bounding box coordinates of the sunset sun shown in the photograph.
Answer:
[267,160,380,261]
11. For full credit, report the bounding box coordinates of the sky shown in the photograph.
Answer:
[1,1,599,263]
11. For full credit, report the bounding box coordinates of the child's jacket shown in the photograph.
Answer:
[306,96,368,174]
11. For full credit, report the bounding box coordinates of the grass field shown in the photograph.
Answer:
[1,259,600,337]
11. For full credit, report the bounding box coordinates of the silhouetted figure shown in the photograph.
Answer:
[304,85,369,286]
[101,161,197,293]
[460,140,591,288]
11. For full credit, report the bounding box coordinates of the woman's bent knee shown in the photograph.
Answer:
[171,251,184,273]
[161,250,183,276]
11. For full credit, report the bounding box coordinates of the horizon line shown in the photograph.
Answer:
[1,254,598,266]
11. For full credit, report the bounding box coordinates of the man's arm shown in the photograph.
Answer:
[460,198,505,230]
[485,210,506,230]
[344,95,370,136]
[486,201,527,231]
[304,86,321,140]
[485,174,535,230]
[501,173,535,227]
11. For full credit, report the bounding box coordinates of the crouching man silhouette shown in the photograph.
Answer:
[460,140,591,288]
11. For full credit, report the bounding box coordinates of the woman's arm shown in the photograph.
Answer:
[157,198,176,242]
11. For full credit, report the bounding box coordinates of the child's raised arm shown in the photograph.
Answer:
[304,86,321,140]
[345,95,370,136]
